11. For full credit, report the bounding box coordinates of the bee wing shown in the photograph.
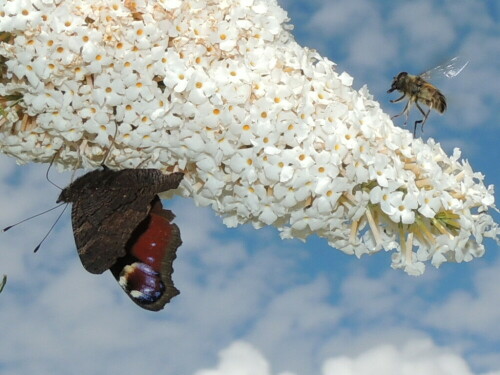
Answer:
[419,56,469,81]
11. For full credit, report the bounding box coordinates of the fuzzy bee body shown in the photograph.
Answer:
[388,57,468,136]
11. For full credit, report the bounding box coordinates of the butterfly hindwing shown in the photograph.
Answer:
[110,196,182,311]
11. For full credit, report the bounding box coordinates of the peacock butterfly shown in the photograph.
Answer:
[57,167,184,311]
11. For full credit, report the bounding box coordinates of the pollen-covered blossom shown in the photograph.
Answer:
[0,0,498,275]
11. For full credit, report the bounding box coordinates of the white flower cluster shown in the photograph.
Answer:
[0,0,498,275]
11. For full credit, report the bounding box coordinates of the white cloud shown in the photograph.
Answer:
[388,2,456,63]
[308,0,378,36]
[322,339,474,375]
[247,277,341,374]
[306,0,396,71]
[443,1,494,29]
[422,259,500,340]
[449,32,500,127]
[194,341,278,375]
[194,339,485,375]
[170,196,226,252]
[346,30,397,70]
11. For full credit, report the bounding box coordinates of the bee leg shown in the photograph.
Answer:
[390,94,406,103]
[413,103,431,136]
[391,100,412,127]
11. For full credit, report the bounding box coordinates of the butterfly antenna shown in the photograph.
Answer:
[33,203,69,253]
[45,149,63,190]
[2,203,66,232]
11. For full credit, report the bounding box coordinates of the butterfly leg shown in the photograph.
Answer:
[413,103,431,136]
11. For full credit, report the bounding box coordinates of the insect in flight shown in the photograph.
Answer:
[387,56,469,136]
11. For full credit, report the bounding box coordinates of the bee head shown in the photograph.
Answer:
[387,72,408,93]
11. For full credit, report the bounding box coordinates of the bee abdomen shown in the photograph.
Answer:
[434,90,447,113]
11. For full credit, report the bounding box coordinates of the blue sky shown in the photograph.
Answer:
[1,0,499,374]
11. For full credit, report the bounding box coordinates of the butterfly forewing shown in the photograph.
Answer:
[57,169,183,274]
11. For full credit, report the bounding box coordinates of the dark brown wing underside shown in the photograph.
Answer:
[59,169,183,274]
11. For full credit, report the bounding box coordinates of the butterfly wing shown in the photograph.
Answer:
[59,169,183,274]
[110,197,182,311]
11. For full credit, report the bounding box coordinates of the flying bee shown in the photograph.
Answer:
[387,56,469,136]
